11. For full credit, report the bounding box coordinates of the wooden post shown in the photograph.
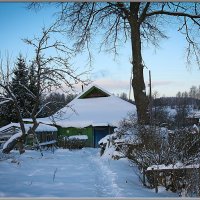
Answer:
[129,66,133,100]
[149,70,152,125]
[82,85,84,92]
[153,168,158,193]
[198,166,200,197]
[164,171,167,188]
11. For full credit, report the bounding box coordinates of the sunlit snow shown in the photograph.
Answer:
[0,148,178,198]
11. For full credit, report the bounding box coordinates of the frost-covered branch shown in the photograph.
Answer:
[18,82,37,100]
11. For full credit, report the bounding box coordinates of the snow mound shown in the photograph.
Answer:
[68,135,88,140]
[3,131,22,150]
[101,146,124,160]
[98,135,110,145]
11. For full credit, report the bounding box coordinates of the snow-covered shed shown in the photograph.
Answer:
[0,122,57,147]
[34,85,136,147]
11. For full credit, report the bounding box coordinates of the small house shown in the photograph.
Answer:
[36,85,136,147]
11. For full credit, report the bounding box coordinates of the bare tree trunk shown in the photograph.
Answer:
[130,3,149,124]
[27,121,43,157]
[17,135,26,154]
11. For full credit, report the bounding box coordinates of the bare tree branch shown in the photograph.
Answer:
[0,22,89,154]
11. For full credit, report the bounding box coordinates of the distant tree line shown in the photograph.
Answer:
[153,86,200,109]
[118,86,200,128]
[39,92,76,118]
[118,92,135,105]
[118,85,200,110]
[150,86,200,129]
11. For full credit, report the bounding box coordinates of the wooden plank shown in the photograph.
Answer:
[152,168,158,193]
[39,140,57,146]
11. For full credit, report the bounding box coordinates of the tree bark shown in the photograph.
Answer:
[2,134,26,154]
[130,2,149,124]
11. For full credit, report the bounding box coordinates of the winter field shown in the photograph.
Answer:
[0,148,178,198]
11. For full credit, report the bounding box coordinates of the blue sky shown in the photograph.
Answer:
[0,2,199,98]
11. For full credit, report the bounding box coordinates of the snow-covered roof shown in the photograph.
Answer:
[0,122,57,133]
[33,84,136,128]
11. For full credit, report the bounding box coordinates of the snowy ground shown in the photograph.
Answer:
[0,148,178,198]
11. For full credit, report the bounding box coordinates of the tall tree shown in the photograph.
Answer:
[0,54,29,123]
[11,54,29,118]
[39,92,76,117]
[30,2,200,124]
[175,91,189,127]
[0,23,88,154]
[189,86,198,108]
[26,61,38,114]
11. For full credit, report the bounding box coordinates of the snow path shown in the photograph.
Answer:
[85,149,123,197]
[0,148,178,197]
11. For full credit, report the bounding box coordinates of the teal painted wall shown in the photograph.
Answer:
[57,126,93,147]
[57,126,116,147]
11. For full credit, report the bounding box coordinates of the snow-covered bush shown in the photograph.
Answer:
[99,114,168,169]
[99,113,200,196]
[168,128,200,164]
[99,113,140,160]
[111,114,200,168]
[58,135,88,149]
[140,127,200,196]
[151,106,174,127]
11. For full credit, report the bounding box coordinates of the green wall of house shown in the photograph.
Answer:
[57,126,93,147]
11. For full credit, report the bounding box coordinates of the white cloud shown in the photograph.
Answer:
[151,80,177,87]
[74,78,187,98]
[93,78,130,92]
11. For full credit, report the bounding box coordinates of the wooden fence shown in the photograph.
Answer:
[144,165,200,196]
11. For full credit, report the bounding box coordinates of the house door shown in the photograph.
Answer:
[94,127,108,148]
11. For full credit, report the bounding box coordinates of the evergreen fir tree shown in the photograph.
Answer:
[28,62,38,95]
[0,101,15,126]
[26,61,38,114]
[0,55,29,123]
[11,54,29,120]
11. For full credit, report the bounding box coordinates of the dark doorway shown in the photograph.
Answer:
[93,127,109,148]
